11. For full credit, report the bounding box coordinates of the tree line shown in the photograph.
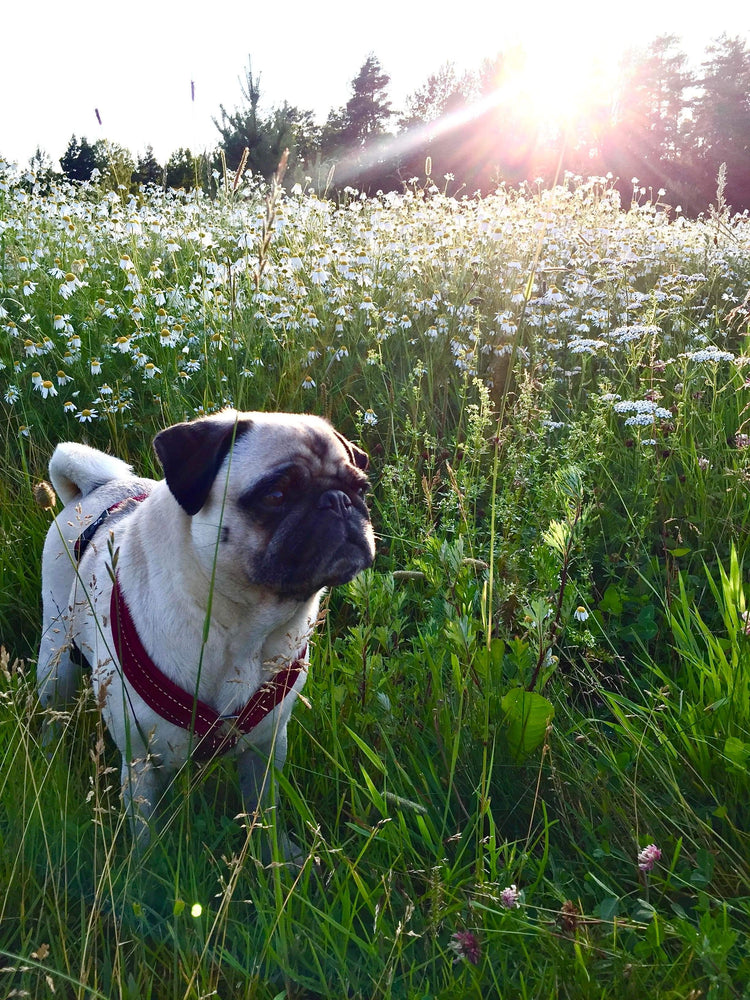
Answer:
[46,33,750,215]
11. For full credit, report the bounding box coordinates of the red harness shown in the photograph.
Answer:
[79,495,306,761]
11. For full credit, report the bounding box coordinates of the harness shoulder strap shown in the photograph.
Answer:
[74,493,150,562]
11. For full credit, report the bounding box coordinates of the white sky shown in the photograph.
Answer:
[2,0,749,169]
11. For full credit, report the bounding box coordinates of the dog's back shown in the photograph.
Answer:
[38,443,154,706]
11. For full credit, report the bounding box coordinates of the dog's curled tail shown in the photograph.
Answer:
[49,443,133,506]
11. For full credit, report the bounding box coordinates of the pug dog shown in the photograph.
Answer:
[38,410,375,852]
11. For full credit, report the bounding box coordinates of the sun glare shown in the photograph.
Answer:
[490,40,621,135]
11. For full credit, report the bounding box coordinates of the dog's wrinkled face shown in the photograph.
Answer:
[154,411,375,601]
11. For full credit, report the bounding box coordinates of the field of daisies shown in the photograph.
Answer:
[2,155,750,998]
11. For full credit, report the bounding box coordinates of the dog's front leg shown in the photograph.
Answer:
[237,730,300,862]
[237,728,286,815]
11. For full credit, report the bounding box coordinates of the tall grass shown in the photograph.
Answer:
[1,157,750,996]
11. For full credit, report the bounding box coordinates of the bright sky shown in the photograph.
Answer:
[2,0,749,169]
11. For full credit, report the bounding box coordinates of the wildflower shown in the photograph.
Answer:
[614,399,671,419]
[573,606,589,622]
[59,272,83,298]
[114,336,132,353]
[90,359,102,375]
[500,884,521,909]
[143,363,161,378]
[4,386,20,404]
[682,345,734,364]
[310,266,329,285]
[22,279,37,296]
[24,340,40,357]
[30,371,43,388]
[37,380,58,398]
[637,844,662,872]
[362,408,378,426]
[63,401,76,413]
[448,930,481,965]
[18,425,31,437]
[159,327,180,348]
[56,370,73,386]
[76,408,98,423]
[301,375,316,390]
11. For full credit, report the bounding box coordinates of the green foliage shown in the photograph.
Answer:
[647,545,750,814]
[2,165,750,996]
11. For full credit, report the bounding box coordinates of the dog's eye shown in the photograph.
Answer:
[261,472,296,508]
[262,488,286,507]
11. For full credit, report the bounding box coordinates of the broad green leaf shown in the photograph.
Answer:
[596,896,620,921]
[632,898,657,923]
[501,688,554,761]
[599,585,624,616]
[724,736,749,770]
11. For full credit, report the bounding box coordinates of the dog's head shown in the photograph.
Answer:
[153,410,375,601]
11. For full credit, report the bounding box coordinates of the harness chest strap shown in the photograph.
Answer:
[109,576,307,762]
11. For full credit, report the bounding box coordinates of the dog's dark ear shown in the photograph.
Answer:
[334,430,369,471]
[154,417,252,515]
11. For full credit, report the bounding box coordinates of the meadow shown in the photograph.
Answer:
[1,156,750,998]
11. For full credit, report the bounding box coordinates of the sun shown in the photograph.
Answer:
[486,38,621,137]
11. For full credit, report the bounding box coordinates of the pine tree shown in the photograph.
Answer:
[60,135,105,181]
[591,36,694,206]
[134,145,163,186]
[214,59,318,181]
[341,54,393,148]
[689,34,750,211]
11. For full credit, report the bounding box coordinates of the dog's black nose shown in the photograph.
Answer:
[317,489,352,517]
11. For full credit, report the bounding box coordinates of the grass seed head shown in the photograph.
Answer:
[34,480,57,510]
